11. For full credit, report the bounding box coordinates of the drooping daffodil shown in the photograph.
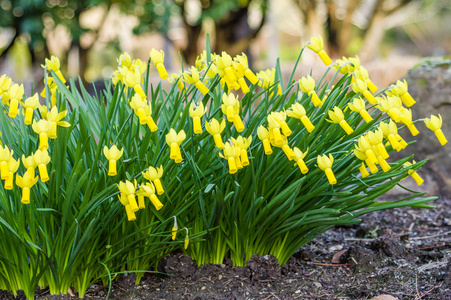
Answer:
[166,129,186,163]
[103,145,124,176]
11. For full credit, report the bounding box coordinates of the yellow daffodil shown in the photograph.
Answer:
[257,126,273,155]
[399,109,419,136]
[276,135,296,161]
[286,103,315,132]
[379,121,402,152]
[219,141,238,174]
[42,56,66,83]
[231,136,252,166]
[142,165,164,195]
[424,114,447,145]
[34,149,51,182]
[3,156,20,190]
[216,51,237,83]
[21,93,40,125]
[206,118,226,150]
[257,69,282,96]
[22,154,36,178]
[0,145,13,180]
[32,119,50,150]
[136,182,163,210]
[403,161,423,185]
[306,36,332,66]
[150,49,169,79]
[377,95,402,123]
[359,162,370,178]
[366,129,389,159]
[328,107,354,135]
[234,53,259,84]
[299,76,321,107]
[354,66,377,93]
[356,136,378,166]
[103,145,124,176]
[124,68,147,99]
[129,94,158,131]
[118,180,139,212]
[317,154,336,184]
[354,147,378,174]
[293,147,309,174]
[0,75,12,104]
[267,114,284,147]
[16,171,39,204]
[231,61,250,93]
[166,129,186,163]
[184,66,209,95]
[40,77,60,106]
[348,97,373,123]
[352,79,377,105]
[118,193,136,221]
[189,102,206,134]
[46,106,71,139]
[169,72,185,91]
[389,80,415,107]
[269,111,291,136]
[184,228,189,249]
[7,83,24,118]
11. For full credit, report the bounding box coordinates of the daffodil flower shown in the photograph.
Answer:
[354,66,377,93]
[42,56,66,83]
[150,49,169,79]
[21,93,40,125]
[46,106,71,139]
[183,66,209,95]
[169,72,185,91]
[136,182,163,210]
[267,114,284,147]
[276,136,296,161]
[257,126,273,155]
[348,97,373,123]
[124,68,147,99]
[317,154,336,184]
[231,61,250,93]
[221,93,244,132]
[299,76,321,107]
[389,80,415,107]
[172,216,178,240]
[7,83,24,118]
[293,147,309,174]
[286,103,315,132]
[399,109,419,136]
[118,193,136,221]
[4,156,20,190]
[184,228,189,250]
[377,95,402,123]
[189,102,206,134]
[206,118,226,150]
[366,129,389,159]
[219,141,238,174]
[359,162,370,178]
[22,154,36,178]
[306,36,332,66]
[269,111,291,136]
[328,107,354,135]
[403,161,423,185]
[231,136,252,166]
[16,171,39,204]
[424,114,447,145]
[216,51,237,83]
[333,57,357,74]
[40,77,59,106]
[32,119,50,150]
[354,148,378,174]
[142,165,164,195]
[379,121,402,152]
[0,145,13,180]
[103,145,124,176]
[356,136,378,166]
[234,53,259,84]
[34,149,51,182]
[118,180,139,213]
[0,75,12,104]
[166,129,186,163]
[352,79,377,105]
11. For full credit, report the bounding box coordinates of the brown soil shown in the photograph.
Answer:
[3,196,451,300]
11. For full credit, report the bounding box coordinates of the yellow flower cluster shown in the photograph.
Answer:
[0,62,71,203]
[117,165,164,221]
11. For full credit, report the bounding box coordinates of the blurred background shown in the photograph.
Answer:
[0,0,450,88]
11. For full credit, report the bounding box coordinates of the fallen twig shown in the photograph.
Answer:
[415,286,440,300]
[410,230,451,240]
[311,262,352,267]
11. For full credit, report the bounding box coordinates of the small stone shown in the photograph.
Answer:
[328,245,343,252]
[295,290,301,294]
[371,295,398,300]
[218,275,223,280]
[313,281,322,288]
[201,286,206,291]
[221,264,226,268]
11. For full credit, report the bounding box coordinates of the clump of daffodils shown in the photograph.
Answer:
[0,36,446,296]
